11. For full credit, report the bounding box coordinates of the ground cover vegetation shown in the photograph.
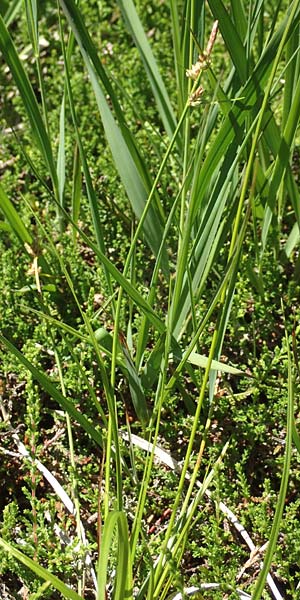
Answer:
[0,0,300,598]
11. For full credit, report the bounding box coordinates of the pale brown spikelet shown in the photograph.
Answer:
[186,61,202,80]
[189,85,204,106]
[205,20,218,59]
[186,20,219,80]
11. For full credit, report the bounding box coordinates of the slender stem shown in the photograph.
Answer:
[179,1,195,244]
[110,77,201,439]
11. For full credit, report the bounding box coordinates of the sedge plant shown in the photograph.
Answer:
[0,0,300,598]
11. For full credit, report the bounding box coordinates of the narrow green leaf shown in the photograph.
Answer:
[0,334,103,448]
[0,14,57,191]
[119,336,150,425]
[0,183,32,245]
[0,537,83,600]
[251,322,293,599]
[3,0,22,26]
[58,15,112,294]
[97,511,131,600]
[292,420,300,455]
[282,23,300,128]
[142,332,245,392]
[87,64,168,270]
[57,92,66,210]
[230,0,247,41]
[284,221,299,257]
[59,0,168,271]
[117,0,177,140]
[74,226,166,334]
[72,143,81,229]
[172,335,245,376]
[262,73,300,250]
[187,351,244,375]
[169,0,184,113]
[207,0,247,82]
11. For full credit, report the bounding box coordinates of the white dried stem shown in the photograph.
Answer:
[0,404,97,593]
[122,431,283,600]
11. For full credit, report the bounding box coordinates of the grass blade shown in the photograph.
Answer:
[97,511,131,600]
[261,74,300,250]
[0,334,103,448]
[207,0,247,82]
[57,92,66,212]
[3,0,22,26]
[251,318,293,599]
[117,0,177,140]
[59,0,169,270]
[0,14,58,194]
[119,334,150,425]
[71,143,81,230]
[169,0,184,113]
[0,184,33,245]
[0,537,83,600]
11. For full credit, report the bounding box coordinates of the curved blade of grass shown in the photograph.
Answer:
[282,22,300,127]
[292,419,300,454]
[142,336,244,390]
[57,92,66,210]
[0,537,83,600]
[97,511,131,600]
[261,65,300,251]
[207,0,247,82]
[251,318,293,599]
[172,336,245,376]
[90,247,165,334]
[117,0,177,140]
[59,0,163,211]
[230,0,247,41]
[257,107,300,234]
[93,326,150,424]
[72,143,81,230]
[0,14,57,193]
[0,183,32,245]
[58,13,113,294]
[169,0,184,113]
[72,221,166,334]
[284,221,300,257]
[119,336,150,425]
[59,0,168,271]
[59,0,136,147]
[0,334,103,448]
[188,350,244,375]
[86,63,168,272]
[25,194,166,335]
[3,0,22,26]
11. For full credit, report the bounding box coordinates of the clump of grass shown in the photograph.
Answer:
[1,0,300,598]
